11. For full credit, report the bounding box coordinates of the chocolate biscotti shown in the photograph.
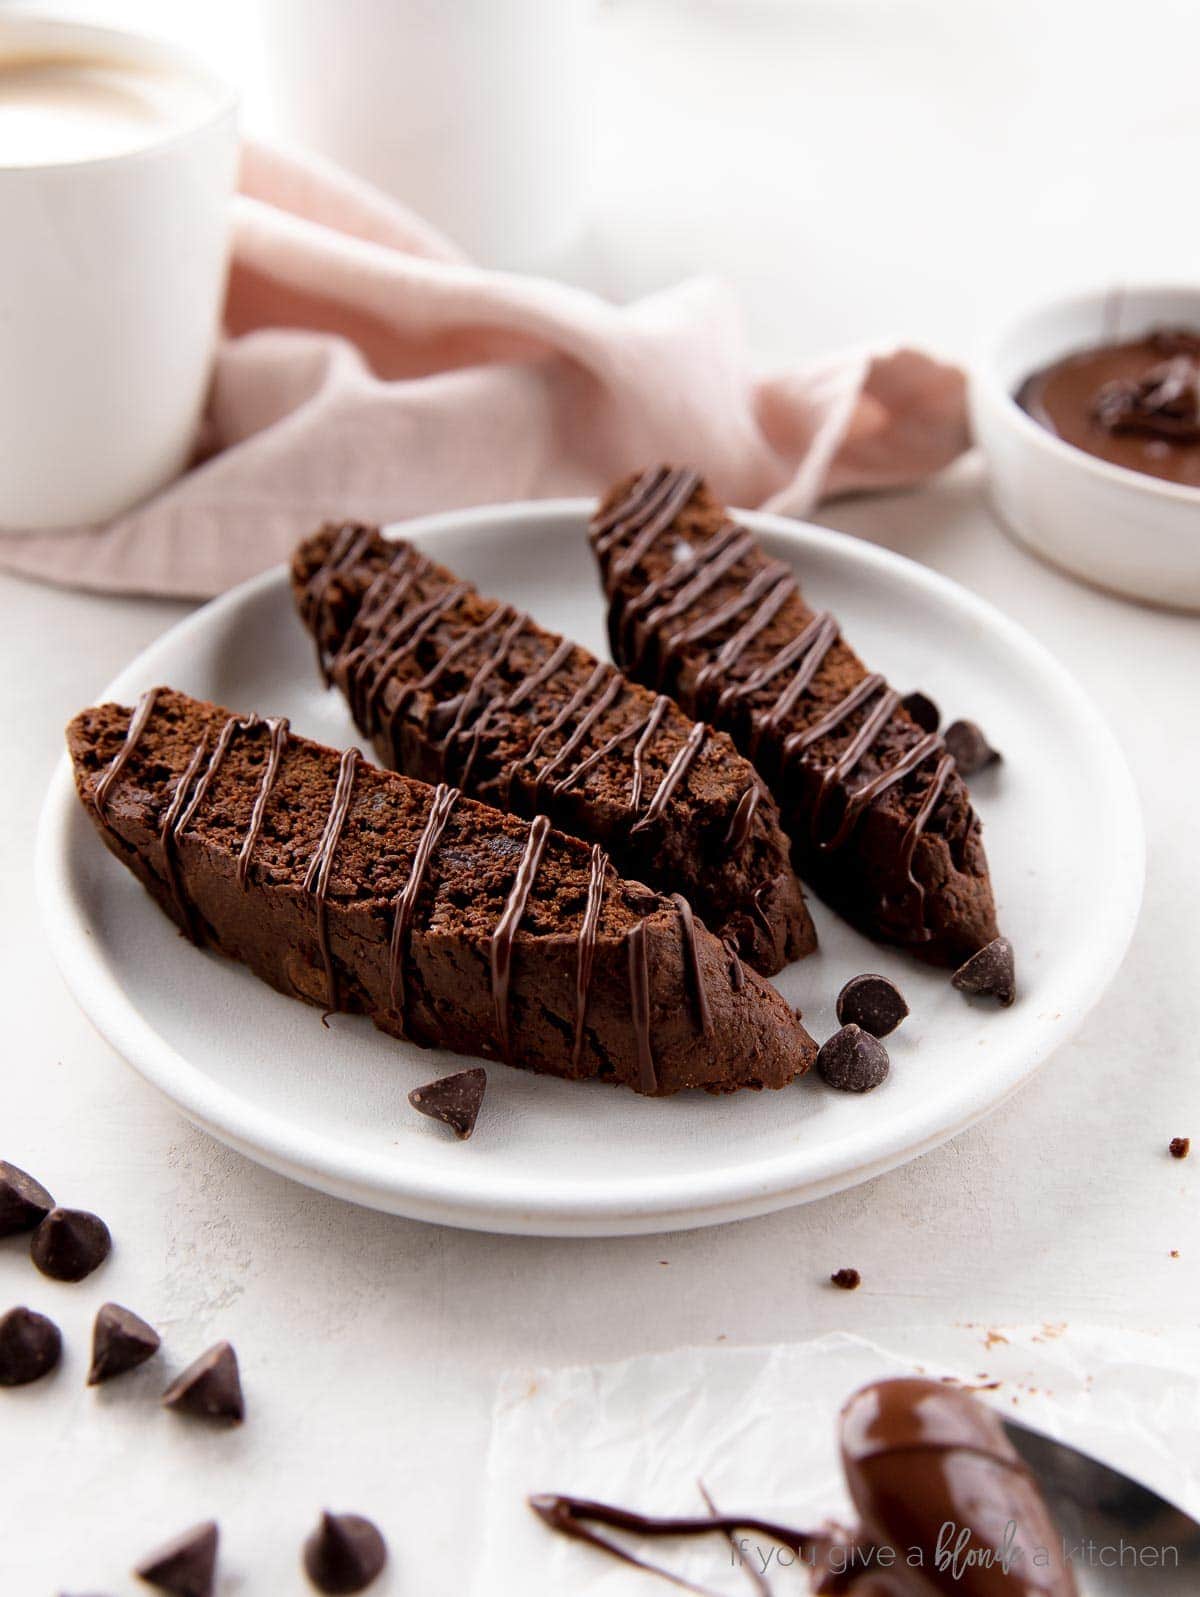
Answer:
[588,467,1000,966]
[67,689,817,1096]
[291,524,816,976]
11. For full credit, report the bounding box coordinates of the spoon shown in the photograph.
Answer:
[1003,1416,1200,1595]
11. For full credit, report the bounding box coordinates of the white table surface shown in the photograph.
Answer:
[2,2,1198,1592]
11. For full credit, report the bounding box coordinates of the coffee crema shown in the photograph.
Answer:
[0,54,216,167]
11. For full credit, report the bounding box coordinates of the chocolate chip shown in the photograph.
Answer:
[952,937,1016,1006]
[0,1160,54,1236]
[830,1268,861,1291]
[1170,1137,1191,1160]
[817,1025,889,1093]
[30,1207,111,1281]
[835,973,909,1039]
[409,1067,486,1140]
[944,719,1001,776]
[88,1303,160,1386]
[135,1521,219,1597]
[901,692,940,734]
[162,1341,244,1423]
[0,1305,62,1386]
[303,1511,388,1594]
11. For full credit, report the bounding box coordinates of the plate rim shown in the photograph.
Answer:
[35,500,1146,1235]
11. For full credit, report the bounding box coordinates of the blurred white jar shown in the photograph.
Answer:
[260,0,595,267]
[0,17,237,531]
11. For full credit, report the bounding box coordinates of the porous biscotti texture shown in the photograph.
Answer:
[589,468,1000,965]
[67,689,818,1096]
[290,524,816,975]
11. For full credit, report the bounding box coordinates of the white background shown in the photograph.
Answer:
[2,2,1199,1592]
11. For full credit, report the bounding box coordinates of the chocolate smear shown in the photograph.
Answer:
[952,936,1016,1006]
[0,1159,54,1236]
[530,1491,826,1592]
[835,973,908,1038]
[817,1025,889,1093]
[0,1305,63,1386]
[900,692,940,734]
[162,1341,244,1423]
[408,1067,486,1140]
[31,1207,111,1281]
[943,719,1000,776]
[88,1303,161,1386]
[135,1520,219,1597]
[303,1511,388,1594]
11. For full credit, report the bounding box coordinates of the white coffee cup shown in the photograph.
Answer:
[0,17,238,530]
[259,0,594,268]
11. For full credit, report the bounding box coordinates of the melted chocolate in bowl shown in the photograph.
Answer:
[1017,328,1200,488]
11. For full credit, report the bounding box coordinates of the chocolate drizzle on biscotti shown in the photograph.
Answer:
[304,523,377,684]
[301,524,714,838]
[237,717,290,888]
[93,686,160,822]
[516,663,621,804]
[573,844,608,1068]
[630,720,709,836]
[158,712,256,944]
[490,813,552,1061]
[723,784,760,852]
[670,893,713,1037]
[292,524,817,975]
[626,919,656,1093]
[85,687,711,1064]
[592,465,702,577]
[388,781,460,1027]
[595,474,954,885]
[159,737,209,941]
[303,746,359,1012]
[590,469,1000,963]
[69,690,818,1094]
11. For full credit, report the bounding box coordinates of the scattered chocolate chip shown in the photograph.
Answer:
[0,1305,63,1386]
[408,1067,486,1140]
[30,1207,111,1281]
[944,719,1001,776]
[951,937,1016,1006]
[303,1511,388,1594]
[901,692,940,734]
[817,1025,889,1093]
[835,973,909,1039]
[162,1341,244,1423]
[0,1160,55,1236]
[88,1303,161,1386]
[1170,1137,1191,1160]
[830,1268,861,1291]
[135,1521,219,1597]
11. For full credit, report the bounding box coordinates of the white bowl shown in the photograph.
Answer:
[969,284,1200,610]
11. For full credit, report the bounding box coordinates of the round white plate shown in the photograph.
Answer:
[37,503,1144,1236]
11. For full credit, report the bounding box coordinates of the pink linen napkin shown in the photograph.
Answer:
[0,143,969,599]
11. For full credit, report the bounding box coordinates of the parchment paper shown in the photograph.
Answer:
[472,1326,1200,1594]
